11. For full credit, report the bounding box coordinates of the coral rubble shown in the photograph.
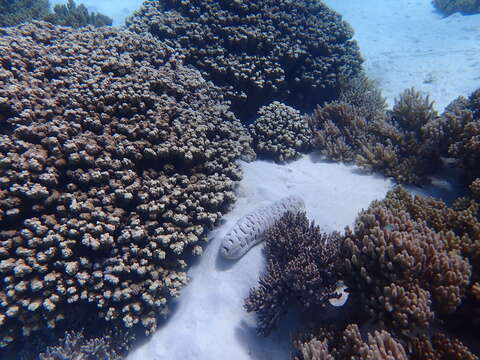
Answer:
[126,0,362,120]
[0,21,253,347]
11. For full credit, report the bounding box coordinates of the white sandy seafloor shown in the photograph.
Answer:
[127,157,395,360]
[323,0,480,111]
[44,0,478,359]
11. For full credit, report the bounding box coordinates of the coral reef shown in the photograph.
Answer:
[343,195,471,334]
[308,87,441,184]
[0,0,50,27]
[244,212,341,335]
[44,0,113,28]
[338,73,387,122]
[0,0,112,28]
[125,0,363,121]
[374,187,480,328]
[432,0,480,16]
[39,331,122,360]
[294,324,408,360]
[0,21,253,347]
[220,195,305,259]
[248,102,313,163]
[413,333,478,360]
[424,88,480,182]
[390,87,437,133]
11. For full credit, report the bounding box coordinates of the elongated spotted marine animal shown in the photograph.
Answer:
[219,195,305,259]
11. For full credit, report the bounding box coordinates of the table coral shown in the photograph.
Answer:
[125,0,362,121]
[0,21,253,347]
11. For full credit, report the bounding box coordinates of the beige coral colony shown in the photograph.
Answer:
[0,0,479,359]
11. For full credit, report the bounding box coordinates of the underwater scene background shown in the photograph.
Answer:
[0,0,480,359]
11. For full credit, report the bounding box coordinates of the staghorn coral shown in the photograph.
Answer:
[220,195,305,259]
[44,0,113,28]
[308,88,441,184]
[125,0,362,121]
[432,0,480,15]
[245,211,341,335]
[249,102,313,163]
[39,330,122,360]
[343,196,471,334]
[0,21,254,347]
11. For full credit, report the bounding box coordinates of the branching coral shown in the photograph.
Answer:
[244,211,341,335]
[0,21,254,347]
[343,195,471,334]
[39,331,122,360]
[44,0,113,28]
[295,324,408,360]
[412,333,478,360]
[126,0,362,121]
[423,88,480,182]
[0,0,50,27]
[249,102,313,162]
[308,88,441,184]
[374,187,480,327]
[0,0,112,28]
[338,73,387,122]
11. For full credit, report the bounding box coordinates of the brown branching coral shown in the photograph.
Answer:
[295,324,409,360]
[390,88,437,133]
[374,187,480,326]
[0,21,254,347]
[249,102,313,163]
[423,89,480,183]
[125,0,363,121]
[343,197,471,334]
[44,0,113,28]
[244,211,341,335]
[0,0,112,28]
[338,73,387,122]
[308,88,441,184]
[412,333,478,360]
[0,0,50,27]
